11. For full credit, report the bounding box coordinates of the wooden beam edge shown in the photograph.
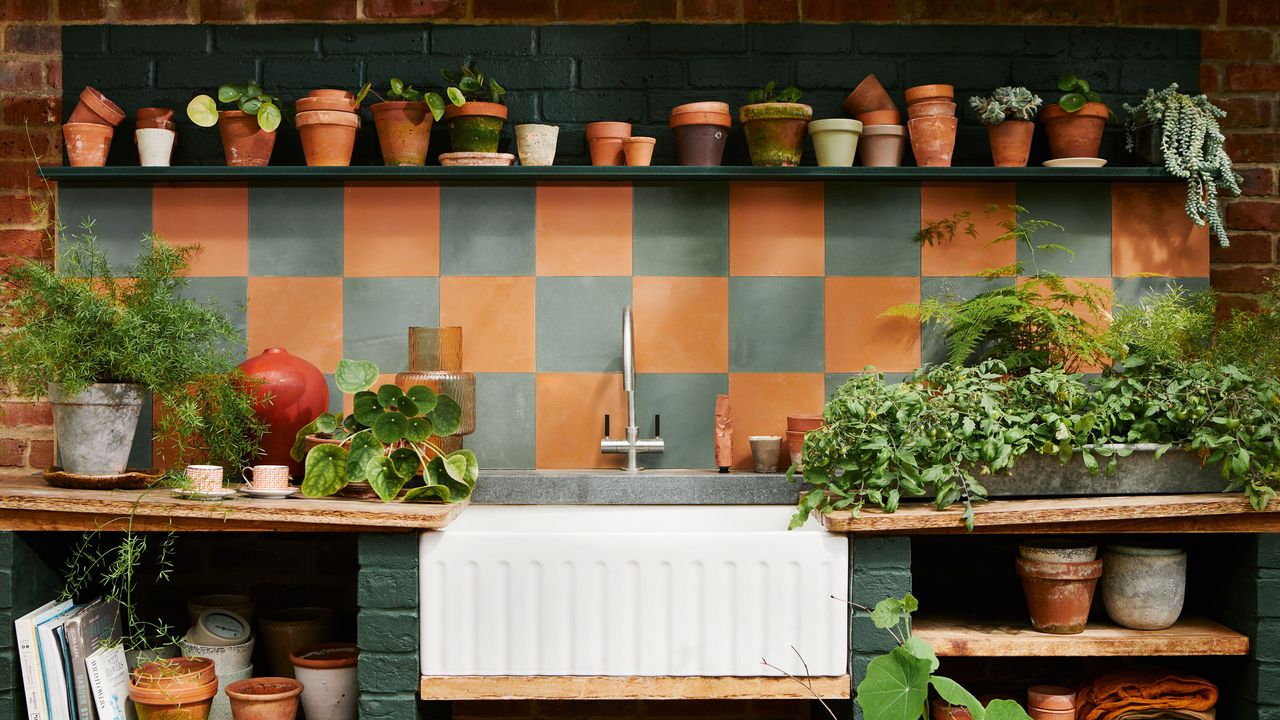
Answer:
[418,675,852,700]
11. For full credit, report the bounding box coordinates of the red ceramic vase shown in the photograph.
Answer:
[238,348,329,480]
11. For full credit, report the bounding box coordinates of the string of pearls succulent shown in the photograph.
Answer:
[970,86,1043,125]
[1124,83,1241,247]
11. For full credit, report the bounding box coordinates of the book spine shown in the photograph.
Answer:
[14,618,43,720]
[63,619,93,720]
[83,654,112,720]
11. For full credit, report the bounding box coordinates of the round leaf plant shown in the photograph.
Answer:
[187,82,283,132]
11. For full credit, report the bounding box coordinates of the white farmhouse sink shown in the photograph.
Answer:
[420,505,848,677]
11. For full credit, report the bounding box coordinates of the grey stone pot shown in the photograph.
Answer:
[48,382,145,475]
[1102,544,1187,630]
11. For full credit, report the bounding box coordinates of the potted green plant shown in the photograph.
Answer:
[292,359,477,503]
[1040,74,1108,160]
[439,65,508,155]
[1123,83,1241,246]
[295,84,370,167]
[740,81,812,167]
[368,78,447,166]
[971,86,1043,167]
[187,82,283,166]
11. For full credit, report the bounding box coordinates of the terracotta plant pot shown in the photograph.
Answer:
[69,86,125,126]
[906,100,956,119]
[132,657,217,690]
[1101,544,1186,630]
[129,677,218,720]
[1016,556,1103,634]
[225,677,303,720]
[296,89,357,114]
[860,125,906,167]
[136,128,176,167]
[787,413,824,433]
[843,74,896,118]
[370,101,433,167]
[586,121,631,166]
[785,429,809,469]
[670,111,730,166]
[64,122,113,167]
[137,107,175,123]
[442,101,509,154]
[623,136,656,166]
[809,118,862,167]
[1019,541,1097,563]
[1041,102,1109,159]
[290,644,358,720]
[671,101,730,116]
[740,102,813,167]
[1027,686,1076,714]
[217,111,275,167]
[259,607,335,678]
[931,697,974,720]
[987,119,1035,167]
[908,116,958,167]
[296,110,359,167]
[904,84,955,105]
[136,118,177,131]
[857,109,901,126]
[515,123,559,166]
[585,121,632,140]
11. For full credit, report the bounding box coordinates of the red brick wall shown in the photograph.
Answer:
[1,0,1277,474]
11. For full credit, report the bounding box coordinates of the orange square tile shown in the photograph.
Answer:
[439,276,536,373]
[535,183,632,276]
[633,276,728,373]
[727,373,826,471]
[920,183,1018,277]
[729,182,824,276]
[535,373,627,469]
[153,183,248,276]
[343,182,440,277]
[247,277,343,373]
[825,277,922,372]
[1111,182,1210,277]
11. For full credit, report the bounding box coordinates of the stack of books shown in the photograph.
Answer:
[14,597,133,720]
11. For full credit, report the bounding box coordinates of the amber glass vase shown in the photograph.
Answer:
[395,327,476,453]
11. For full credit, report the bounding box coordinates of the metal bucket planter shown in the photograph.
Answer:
[47,382,145,475]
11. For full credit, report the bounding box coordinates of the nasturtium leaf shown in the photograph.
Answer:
[217,85,241,103]
[405,416,434,443]
[903,636,939,673]
[302,444,348,497]
[870,598,903,630]
[377,384,405,406]
[315,412,341,434]
[346,432,384,482]
[430,394,462,436]
[929,677,985,720]
[367,456,410,502]
[406,385,437,412]
[290,418,320,462]
[395,397,419,418]
[353,395,382,427]
[855,647,931,720]
[389,447,420,479]
[186,95,219,127]
[256,101,281,132]
[982,699,1034,720]
[403,484,452,503]
[373,412,409,443]
[335,359,379,394]
[901,593,919,613]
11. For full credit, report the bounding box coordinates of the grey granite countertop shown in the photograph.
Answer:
[472,470,803,505]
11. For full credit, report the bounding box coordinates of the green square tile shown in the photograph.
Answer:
[343,277,440,372]
[440,185,536,276]
[249,186,343,276]
[1113,276,1210,307]
[635,373,729,470]
[536,277,632,372]
[1015,183,1111,277]
[57,185,153,274]
[633,183,729,276]
[729,277,824,372]
[920,276,1014,366]
[825,182,921,276]
[323,374,344,415]
[826,372,909,399]
[176,277,248,361]
[467,373,535,469]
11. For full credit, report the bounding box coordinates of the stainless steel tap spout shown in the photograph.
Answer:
[601,305,663,472]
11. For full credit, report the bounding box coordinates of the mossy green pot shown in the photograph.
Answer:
[443,101,509,154]
[739,102,813,167]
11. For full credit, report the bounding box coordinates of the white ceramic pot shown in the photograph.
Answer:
[186,609,251,647]
[515,123,558,166]
[208,663,253,720]
[136,128,175,167]
[291,643,358,720]
[180,636,254,675]
[809,118,862,167]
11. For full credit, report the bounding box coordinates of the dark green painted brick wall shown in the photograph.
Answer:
[62,24,1199,167]
[0,533,64,720]
[358,533,420,720]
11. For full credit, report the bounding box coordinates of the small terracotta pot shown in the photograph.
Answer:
[132,657,217,690]
[785,430,808,470]
[1029,709,1075,720]
[296,109,360,167]
[137,107,175,123]
[623,136,656,166]
[585,121,631,140]
[1019,541,1097,563]
[69,86,125,126]
[1016,556,1103,634]
[908,116,958,167]
[370,101,433,166]
[589,136,626,166]
[64,122,113,166]
[671,101,730,116]
[740,102,812,167]
[860,125,906,167]
[442,101,509,154]
[225,677,303,720]
[217,111,275,167]
[1041,102,1108,159]
[515,123,559,166]
[1027,686,1076,712]
[296,89,357,114]
[906,100,956,119]
[129,677,217,720]
[857,109,901,126]
[931,697,974,720]
[787,413,824,432]
[670,111,731,128]
[987,119,1035,167]
[904,84,954,105]
[136,118,177,131]
[843,74,896,117]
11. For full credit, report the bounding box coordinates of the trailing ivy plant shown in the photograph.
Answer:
[441,65,505,106]
[292,359,477,503]
[1123,83,1241,247]
[187,82,283,131]
[1056,73,1102,112]
[748,80,803,104]
[970,86,1042,125]
[370,77,447,120]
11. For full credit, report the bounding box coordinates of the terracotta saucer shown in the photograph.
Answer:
[43,466,162,490]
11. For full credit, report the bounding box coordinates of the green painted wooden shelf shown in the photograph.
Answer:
[40,165,1176,183]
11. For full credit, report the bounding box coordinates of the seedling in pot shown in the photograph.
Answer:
[442,65,506,106]
[1056,73,1101,113]
[187,82,283,131]
[747,80,802,104]
[368,77,447,121]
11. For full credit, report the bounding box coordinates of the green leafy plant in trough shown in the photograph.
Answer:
[441,65,506,107]
[1056,73,1101,113]
[292,359,477,503]
[747,80,802,104]
[187,82,283,131]
[371,77,448,121]
[970,86,1042,125]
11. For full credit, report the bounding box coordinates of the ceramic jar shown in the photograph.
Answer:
[515,124,559,166]
[290,644,358,720]
[1102,545,1187,630]
[187,594,255,626]
[809,119,863,167]
[238,348,329,480]
[860,125,906,167]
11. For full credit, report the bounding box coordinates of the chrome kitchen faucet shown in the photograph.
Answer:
[601,305,664,472]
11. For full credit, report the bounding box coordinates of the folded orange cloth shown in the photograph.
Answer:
[1078,672,1218,720]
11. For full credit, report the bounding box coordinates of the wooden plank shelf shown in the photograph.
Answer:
[914,616,1249,657]
[819,493,1280,535]
[419,675,851,700]
[0,475,464,532]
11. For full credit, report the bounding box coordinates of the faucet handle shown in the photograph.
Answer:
[654,414,661,437]
[603,414,611,438]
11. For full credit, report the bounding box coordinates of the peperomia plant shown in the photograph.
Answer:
[372,77,447,120]
[187,82,283,131]
[291,359,477,503]
[970,86,1042,125]
[747,81,802,104]
[442,65,506,106]
[1055,73,1101,112]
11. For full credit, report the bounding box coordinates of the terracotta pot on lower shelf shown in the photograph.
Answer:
[1016,556,1103,634]
[259,606,335,678]
[931,697,974,720]
[132,657,217,691]
[670,108,730,166]
[64,122,113,166]
[217,111,275,167]
[291,643,359,720]
[69,86,125,126]
[987,119,1035,167]
[908,116,958,167]
[860,125,906,167]
[1041,102,1109,159]
[442,101,508,154]
[787,413,824,433]
[370,101,433,166]
[740,102,813,167]
[296,110,360,167]
[129,678,218,720]
[623,136,656,166]
[225,678,303,720]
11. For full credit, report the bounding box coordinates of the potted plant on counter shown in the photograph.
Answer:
[740,81,812,167]
[187,82,283,166]
[1123,83,1241,247]
[971,86,1042,167]
[439,65,509,162]
[368,77,447,166]
[1040,74,1109,163]
[292,359,477,503]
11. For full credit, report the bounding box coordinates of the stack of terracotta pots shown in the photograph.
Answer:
[65,86,125,167]
[135,107,176,167]
[129,657,219,720]
[1027,686,1077,720]
[586,121,630,166]
[670,101,731,166]
[842,75,905,167]
[905,84,958,167]
[786,413,825,471]
[1016,542,1103,635]
[296,89,360,167]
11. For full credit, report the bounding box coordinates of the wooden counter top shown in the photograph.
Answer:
[915,615,1248,657]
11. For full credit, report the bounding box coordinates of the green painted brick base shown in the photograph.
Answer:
[358,533,421,720]
[850,537,912,720]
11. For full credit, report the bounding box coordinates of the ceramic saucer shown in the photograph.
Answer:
[1043,157,1107,168]
[237,484,299,499]
[172,487,237,501]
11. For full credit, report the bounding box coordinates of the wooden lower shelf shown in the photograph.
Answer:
[914,615,1249,657]
[419,675,851,700]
